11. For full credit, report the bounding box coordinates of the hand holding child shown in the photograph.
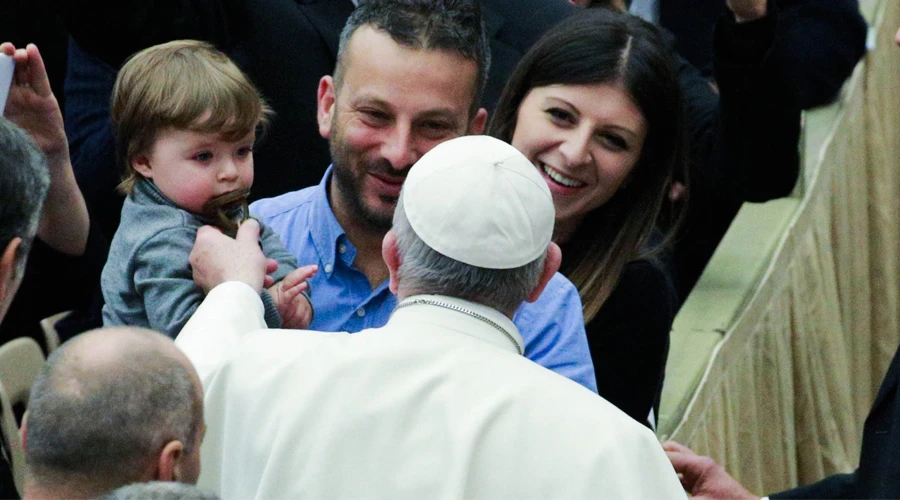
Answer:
[191,221,270,294]
[269,265,318,329]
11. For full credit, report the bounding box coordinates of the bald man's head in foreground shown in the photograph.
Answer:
[21,327,204,500]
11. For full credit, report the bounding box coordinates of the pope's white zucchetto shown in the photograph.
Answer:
[401,135,555,270]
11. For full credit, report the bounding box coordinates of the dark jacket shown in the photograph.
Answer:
[770,344,900,499]
[659,0,868,108]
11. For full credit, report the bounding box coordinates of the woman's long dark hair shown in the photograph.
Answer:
[488,9,686,322]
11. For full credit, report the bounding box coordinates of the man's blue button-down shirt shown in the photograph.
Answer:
[251,168,597,392]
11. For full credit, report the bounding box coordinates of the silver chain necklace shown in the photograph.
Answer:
[393,297,523,355]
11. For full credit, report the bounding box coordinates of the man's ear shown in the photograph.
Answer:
[526,243,562,303]
[0,237,22,305]
[382,230,401,295]
[468,107,488,135]
[156,440,185,482]
[131,155,153,179]
[317,75,337,140]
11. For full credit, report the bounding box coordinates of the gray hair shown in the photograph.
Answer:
[0,117,49,272]
[25,333,203,489]
[392,195,546,314]
[335,0,491,116]
[97,482,219,500]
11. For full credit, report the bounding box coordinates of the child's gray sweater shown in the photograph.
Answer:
[102,179,297,337]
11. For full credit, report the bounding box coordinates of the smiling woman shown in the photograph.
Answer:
[489,8,684,425]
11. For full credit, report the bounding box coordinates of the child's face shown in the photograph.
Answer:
[133,128,255,215]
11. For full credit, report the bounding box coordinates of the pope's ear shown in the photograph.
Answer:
[526,243,561,303]
[382,231,401,295]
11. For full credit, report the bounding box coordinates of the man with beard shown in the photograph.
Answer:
[249,0,596,391]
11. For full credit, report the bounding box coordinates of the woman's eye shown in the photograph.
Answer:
[546,107,575,124]
[600,134,628,151]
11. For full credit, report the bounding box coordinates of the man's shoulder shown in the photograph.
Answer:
[250,187,319,223]
[532,272,581,306]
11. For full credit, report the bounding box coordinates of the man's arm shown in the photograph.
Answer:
[671,3,802,297]
[770,0,868,109]
[176,221,270,384]
[769,474,858,500]
[664,441,762,500]
[513,273,598,393]
[705,1,802,203]
[665,440,861,500]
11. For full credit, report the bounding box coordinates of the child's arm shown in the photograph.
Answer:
[269,265,318,329]
[257,220,317,329]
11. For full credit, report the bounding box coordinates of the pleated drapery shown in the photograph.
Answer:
[660,1,900,494]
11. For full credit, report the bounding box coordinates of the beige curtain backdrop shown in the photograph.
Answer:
[664,2,900,494]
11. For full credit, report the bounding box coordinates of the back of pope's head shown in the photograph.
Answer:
[389,135,558,315]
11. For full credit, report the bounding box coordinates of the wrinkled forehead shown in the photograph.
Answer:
[338,26,479,119]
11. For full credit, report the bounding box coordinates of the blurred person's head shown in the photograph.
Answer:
[97,481,218,500]
[488,9,684,322]
[22,327,205,499]
[0,116,49,323]
[111,40,272,217]
[572,0,628,11]
[318,0,489,231]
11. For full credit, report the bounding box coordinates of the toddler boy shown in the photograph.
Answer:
[101,40,314,336]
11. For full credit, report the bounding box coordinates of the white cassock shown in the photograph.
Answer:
[176,282,686,499]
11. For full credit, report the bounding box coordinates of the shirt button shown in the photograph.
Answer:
[356,308,366,317]
[324,264,333,273]
[338,244,347,254]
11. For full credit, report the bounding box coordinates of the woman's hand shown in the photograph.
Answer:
[726,0,768,23]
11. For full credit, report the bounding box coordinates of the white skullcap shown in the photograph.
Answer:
[402,135,555,269]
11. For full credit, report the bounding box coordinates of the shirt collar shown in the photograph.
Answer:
[391,294,525,355]
[308,166,354,278]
